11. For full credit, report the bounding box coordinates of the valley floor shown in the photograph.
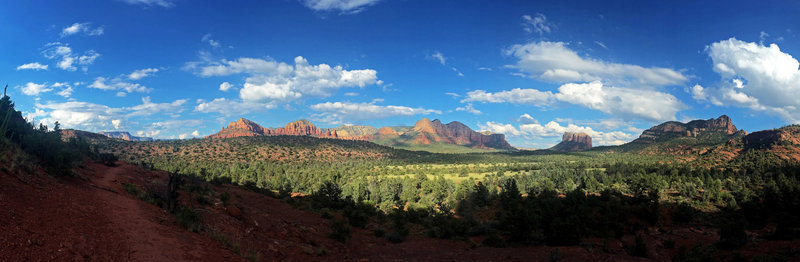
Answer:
[2,160,798,261]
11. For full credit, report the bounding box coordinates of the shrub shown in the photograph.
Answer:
[219,191,231,205]
[329,219,350,243]
[175,207,203,232]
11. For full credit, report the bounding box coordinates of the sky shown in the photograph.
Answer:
[1,0,799,148]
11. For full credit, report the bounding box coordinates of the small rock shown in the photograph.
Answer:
[227,206,242,219]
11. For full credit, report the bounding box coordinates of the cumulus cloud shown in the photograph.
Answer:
[310,101,440,124]
[16,62,48,71]
[455,103,481,115]
[60,23,104,37]
[187,56,379,103]
[522,13,552,35]
[554,81,685,122]
[52,82,74,98]
[691,38,800,123]
[20,82,52,96]
[126,96,187,117]
[32,97,187,132]
[517,113,539,124]
[194,98,276,116]
[127,68,159,80]
[298,0,380,14]
[187,57,293,77]
[219,82,233,91]
[89,77,152,95]
[119,0,174,8]
[42,42,100,71]
[462,88,554,106]
[505,41,687,86]
[463,81,684,122]
[481,115,637,147]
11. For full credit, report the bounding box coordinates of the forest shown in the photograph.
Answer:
[90,132,800,260]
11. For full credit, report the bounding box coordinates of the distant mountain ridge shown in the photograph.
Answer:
[206,117,515,152]
[99,131,153,141]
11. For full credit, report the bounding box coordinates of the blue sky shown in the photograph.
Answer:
[2,0,799,148]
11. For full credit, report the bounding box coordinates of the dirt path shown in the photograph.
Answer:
[88,162,241,262]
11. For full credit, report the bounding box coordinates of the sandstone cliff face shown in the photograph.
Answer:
[406,118,514,150]
[207,118,361,140]
[635,115,739,143]
[550,132,592,152]
[376,126,399,136]
[265,119,338,138]
[206,118,267,139]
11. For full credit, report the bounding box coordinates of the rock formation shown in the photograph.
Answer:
[206,117,515,151]
[550,132,592,152]
[334,125,379,140]
[206,118,267,139]
[403,118,514,150]
[634,115,740,143]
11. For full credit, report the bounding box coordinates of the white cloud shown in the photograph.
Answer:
[700,38,800,123]
[128,68,159,80]
[191,130,200,136]
[194,98,275,116]
[42,42,100,71]
[461,88,554,106]
[463,81,685,122]
[126,96,187,117]
[53,82,74,98]
[20,82,52,96]
[187,57,293,77]
[517,113,539,124]
[190,56,379,103]
[505,41,687,86]
[522,13,552,35]
[430,51,446,65]
[119,0,174,8]
[219,82,233,91]
[88,77,152,95]
[32,97,187,132]
[60,23,104,37]
[299,0,380,14]
[554,81,685,122]
[455,103,481,115]
[201,34,221,48]
[310,101,440,124]
[444,92,461,98]
[16,62,48,71]
[594,41,608,50]
[481,117,637,147]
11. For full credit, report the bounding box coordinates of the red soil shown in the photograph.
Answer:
[3,159,799,261]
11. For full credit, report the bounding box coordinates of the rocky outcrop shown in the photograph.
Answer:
[206,118,267,139]
[744,130,782,150]
[208,118,350,139]
[404,118,514,150]
[60,129,111,141]
[635,115,740,143]
[265,120,338,138]
[335,125,378,140]
[376,126,399,136]
[206,117,515,151]
[550,132,592,152]
[99,131,153,141]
